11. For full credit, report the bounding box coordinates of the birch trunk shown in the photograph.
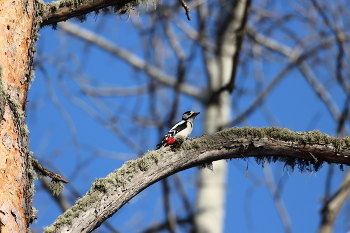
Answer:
[195,0,251,232]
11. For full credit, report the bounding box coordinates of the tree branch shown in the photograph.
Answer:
[58,22,205,102]
[31,158,69,184]
[318,169,350,233]
[177,0,191,21]
[45,127,350,233]
[41,0,138,27]
[263,164,292,233]
[247,26,345,122]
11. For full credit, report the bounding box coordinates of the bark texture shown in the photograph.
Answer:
[0,0,39,231]
[45,127,350,233]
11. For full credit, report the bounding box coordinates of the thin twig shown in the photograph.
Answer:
[178,0,191,21]
[31,158,69,183]
[162,179,178,233]
[263,163,292,233]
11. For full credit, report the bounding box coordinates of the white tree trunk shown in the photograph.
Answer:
[195,0,250,232]
[196,104,230,233]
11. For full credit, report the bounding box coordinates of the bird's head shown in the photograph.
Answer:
[182,111,200,120]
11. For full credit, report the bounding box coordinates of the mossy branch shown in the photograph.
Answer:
[45,127,350,233]
[31,158,69,184]
[39,0,193,27]
[39,0,149,27]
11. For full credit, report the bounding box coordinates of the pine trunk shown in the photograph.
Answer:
[0,0,38,231]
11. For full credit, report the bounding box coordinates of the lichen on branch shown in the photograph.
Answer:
[39,0,156,27]
[38,0,193,28]
[45,127,350,233]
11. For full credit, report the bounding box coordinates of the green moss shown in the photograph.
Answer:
[45,127,349,231]
[91,178,111,193]
[0,65,6,120]
[43,0,156,26]
[7,96,25,122]
[31,206,38,216]
[44,226,56,233]
[180,141,192,150]
[75,192,100,210]
[146,150,161,164]
[190,140,201,149]
[197,162,213,170]
[343,136,350,147]
[213,127,349,151]
[210,127,347,172]
[28,158,38,223]
[48,0,84,11]
[331,137,343,151]
[44,191,101,232]
[49,4,57,12]
[215,128,233,137]
[88,150,165,194]
[49,179,64,196]
[35,0,46,12]
[23,124,30,135]
[28,153,38,192]
[181,137,219,151]
[44,147,171,232]
[137,158,150,171]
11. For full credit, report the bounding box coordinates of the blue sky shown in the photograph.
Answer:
[27,1,350,232]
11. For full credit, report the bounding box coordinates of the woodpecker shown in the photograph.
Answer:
[157,111,200,149]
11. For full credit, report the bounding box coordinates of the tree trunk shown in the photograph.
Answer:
[196,69,231,233]
[0,0,38,231]
[195,0,251,232]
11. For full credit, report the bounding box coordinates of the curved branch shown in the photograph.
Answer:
[45,127,350,233]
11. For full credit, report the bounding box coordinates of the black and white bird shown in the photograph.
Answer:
[157,111,200,149]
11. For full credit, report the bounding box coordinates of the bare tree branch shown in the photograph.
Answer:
[139,215,193,233]
[247,26,344,122]
[263,164,292,233]
[41,0,140,27]
[58,22,205,101]
[32,159,69,184]
[41,177,71,210]
[177,0,191,21]
[162,179,178,233]
[45,127,350,233]
[318,169,350,233]
[226,62,295,127]
[38,65,83,179]
[175,19,216,52]
[78,84,149,97]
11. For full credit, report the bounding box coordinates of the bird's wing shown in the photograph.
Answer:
[157,120,187,148]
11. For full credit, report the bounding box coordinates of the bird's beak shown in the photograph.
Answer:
[194,112,200,116]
